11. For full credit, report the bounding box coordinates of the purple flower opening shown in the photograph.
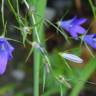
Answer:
[83,34,96,49]
[0,37,14,75]
[58,16,87,39]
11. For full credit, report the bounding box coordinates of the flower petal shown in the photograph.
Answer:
[69,30,78,39]
[0,51,8,75]
[0,38,14,60]
[59,16,77,27]
[73,26,86,34]
[4,40,14,52]
[73,18,87,25]
[0,38,14,51]
[70,16,77,23]
[5,41,14,59]
[84,34,96,49]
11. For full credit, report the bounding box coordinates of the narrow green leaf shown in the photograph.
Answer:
[69,58,96,96]
[0,84,15,95]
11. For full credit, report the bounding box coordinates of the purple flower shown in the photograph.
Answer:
[83,34,96,49]
[0,37,14,75]
[58,16,87,39]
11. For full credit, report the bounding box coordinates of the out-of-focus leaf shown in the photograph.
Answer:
[0,84,15,95]
[69,58,96,96]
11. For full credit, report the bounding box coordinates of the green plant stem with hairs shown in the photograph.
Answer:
[27,0,47,96]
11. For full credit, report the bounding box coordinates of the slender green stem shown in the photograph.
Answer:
[89,0,96,19]
[27,0,47,96]
[32,13,41,96]
[45,19,69,43]
[1,0,4,26]
[60,84,63,96]
[8,0,18,22]
[8,0,24,25]
[31,14,40,42]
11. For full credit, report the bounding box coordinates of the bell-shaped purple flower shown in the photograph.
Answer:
[0,37,14,75]
[83,34,96,49]
[58,16,87,39]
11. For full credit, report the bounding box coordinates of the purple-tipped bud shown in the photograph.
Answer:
[59,53,83,63]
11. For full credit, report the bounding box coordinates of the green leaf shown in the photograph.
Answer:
[69,58,96,96]
[0,84,15,95]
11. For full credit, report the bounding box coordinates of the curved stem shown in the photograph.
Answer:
[32,14,41,43]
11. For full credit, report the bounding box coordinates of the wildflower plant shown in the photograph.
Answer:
[58,16,87,39]
[1,0,96,96]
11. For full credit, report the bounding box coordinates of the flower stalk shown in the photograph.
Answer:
[27,0,47,96]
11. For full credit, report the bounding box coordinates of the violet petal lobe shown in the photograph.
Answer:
[69,30,78,39]
[73,18,87,25]
[72,25,86,34]
[83,34,96,49]
[0,51,8,75]
[64,16,77,24]
[5,40,14,52]
[4,40,14,59]
[0,37,14,75]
